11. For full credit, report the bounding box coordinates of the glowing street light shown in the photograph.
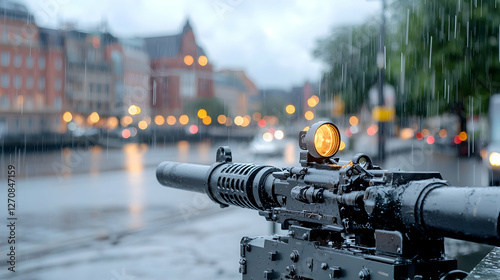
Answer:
[184,55,194,66]
[198,55,208,66]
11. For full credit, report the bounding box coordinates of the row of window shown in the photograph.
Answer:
[0,74,62,91]
[0,95,61,110]
[0,117,60,132]
[0,51,63,70]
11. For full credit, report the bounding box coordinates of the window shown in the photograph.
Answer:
[1,74,9,88]
[105,84,109,93]
[25,96,33,110]
[1,51,10,67]
[55,78,62,91]
[38,56,45,69]
[14,75,21,89]
[13,54,22,67]
[55,58,62,70]
[96,84,101,93]
[38,77,45,90]
[0,96,9,109]
[54,97,61,109]
[26,56,34,68]
[180,72,196,98]
[26,76,34,89]
[27,118,33,129]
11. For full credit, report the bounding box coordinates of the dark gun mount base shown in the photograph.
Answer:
[240,230,457,280]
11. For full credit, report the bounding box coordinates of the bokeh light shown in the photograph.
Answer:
[439,129,448,138]
[285,104,296,114]
[304,111,314,120]
[184,55,193,66]
[458,131,467,141]
[189,124,198,134]
[349,116,359,126]
[252,112,262,121]
[263,132,273,142]
[179,115,189,125]
[121,116,133,127]
[138,120,148,130]
[63,111,72,122]
[122,129,130,139]
[87,112,100,124]
[258,119,266,128]
[198,55,208,66]
[107,117,119,129]
[234,116,244,126]
[217,115,227,124]
[203,116,212,125]
[154,115,165,125]
[167,116,177,125]
[197,109,207,119]
[274,130,284,140]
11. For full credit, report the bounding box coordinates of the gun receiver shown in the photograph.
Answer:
[157,121,500,280]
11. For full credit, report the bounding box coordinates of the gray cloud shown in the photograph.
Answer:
[22,0,380,88]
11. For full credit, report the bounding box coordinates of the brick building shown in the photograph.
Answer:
[0,0,65,136]
[144,19,213,116]
[119,38,151,123]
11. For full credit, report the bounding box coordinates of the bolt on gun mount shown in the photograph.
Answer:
[157,122,500,280]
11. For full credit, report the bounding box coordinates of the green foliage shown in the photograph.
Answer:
[314,0,500,117]
[387,0,500,116]
[313,22,380,114]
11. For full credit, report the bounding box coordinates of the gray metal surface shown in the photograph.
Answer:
[466,247,500,279]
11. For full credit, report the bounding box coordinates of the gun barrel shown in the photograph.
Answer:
[401,182,500,245]
[156,160,280,210]
[156,161,210,194]
[419,186,500,243]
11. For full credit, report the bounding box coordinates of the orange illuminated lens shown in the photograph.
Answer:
[313,123,340,157]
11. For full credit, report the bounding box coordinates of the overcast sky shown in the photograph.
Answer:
[22,0,381,89]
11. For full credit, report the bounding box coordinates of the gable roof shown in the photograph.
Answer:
[143,19,206,59]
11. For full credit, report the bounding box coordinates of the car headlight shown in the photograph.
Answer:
[489,152,500,167]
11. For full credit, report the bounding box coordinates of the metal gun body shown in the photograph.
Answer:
[157,146,500,279]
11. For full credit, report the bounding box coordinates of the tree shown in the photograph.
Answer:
[387,0,500,128]
[313,21,380,114]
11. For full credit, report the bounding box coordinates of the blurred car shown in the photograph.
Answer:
[484,94,500,186]
[249,133,283,157]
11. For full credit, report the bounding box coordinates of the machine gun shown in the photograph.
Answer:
[157,121,500,280]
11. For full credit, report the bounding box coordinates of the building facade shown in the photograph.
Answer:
[0,0,65,136]
[144,19,214,116]
[119,38,151,124]
[214,69,258,117]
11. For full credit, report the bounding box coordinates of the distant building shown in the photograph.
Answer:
[63,29,123,125]
[214,70,258,117]
[144,19,213,116]
[119,38,151,123]
[0,0,65,135]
